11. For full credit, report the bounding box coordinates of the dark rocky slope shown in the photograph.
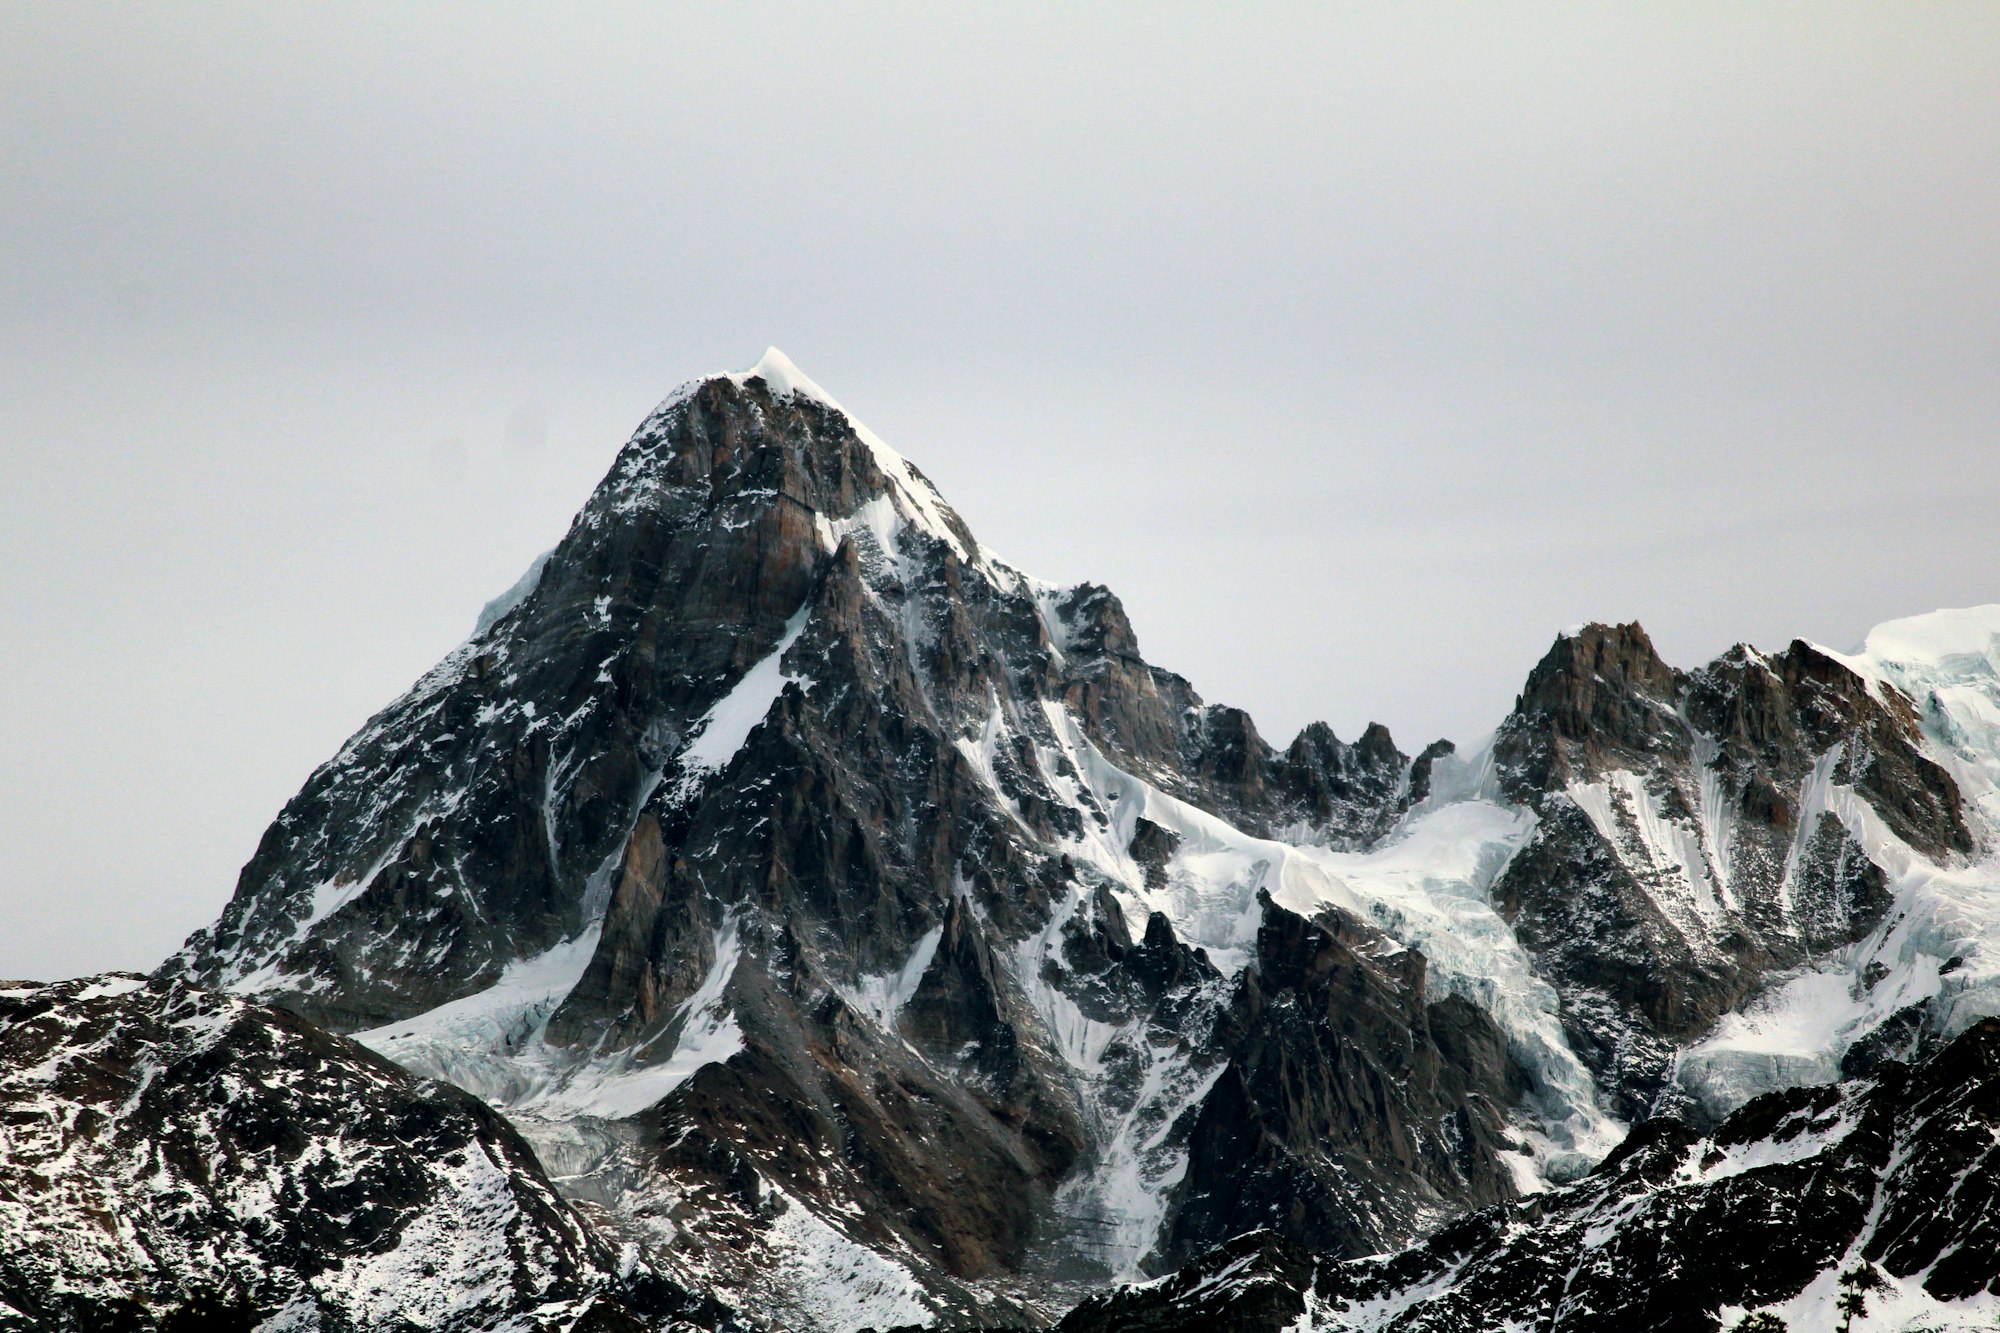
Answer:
[1158,894,1524,1268]
[0,973,733,1332]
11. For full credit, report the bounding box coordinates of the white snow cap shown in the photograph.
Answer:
[731,346,825,403]
[1857,604,2000,667]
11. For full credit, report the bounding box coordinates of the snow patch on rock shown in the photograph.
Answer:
[841,926,944,1030]
[755,1184,938,1333]
[670,605,813,798]
[357,919,744,1123]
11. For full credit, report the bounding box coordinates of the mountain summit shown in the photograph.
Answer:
[150,354,2000,1330]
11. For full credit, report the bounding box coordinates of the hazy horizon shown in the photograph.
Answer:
[5,5,1999,980]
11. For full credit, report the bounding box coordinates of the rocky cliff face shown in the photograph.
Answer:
[154,350,2000,1329]
[1054,1016,2000,1332]
[0,973,732,1333]
[1159,894,1524,1267]
[1491,623,1974,1119]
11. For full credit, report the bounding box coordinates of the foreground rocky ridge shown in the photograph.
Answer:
[1053,1016,2000,1332]
[0,974,733,1332]
[131,350,2000,1328]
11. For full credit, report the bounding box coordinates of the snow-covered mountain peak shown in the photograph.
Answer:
[720,345,991,576]
[729,344,826,403]
[154,352,2000,1331]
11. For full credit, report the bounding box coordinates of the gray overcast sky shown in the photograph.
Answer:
[4,5,1999,981]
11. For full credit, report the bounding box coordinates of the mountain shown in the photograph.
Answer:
[141,349,2000,1328]
[1052,1014,2000,1332]
[160,349,1528,1324]
[1488,622,1975,1123]
[0,972,734,1332]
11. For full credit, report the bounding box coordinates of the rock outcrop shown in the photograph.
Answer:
[1160,894,1525,1266]
[0,974,731,1332]
[1493,623,1974,1117]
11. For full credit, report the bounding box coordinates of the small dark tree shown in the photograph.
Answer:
[1835,1263,1889,1333]
[1730,1314,1788,1333]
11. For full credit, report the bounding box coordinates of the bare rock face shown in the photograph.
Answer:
[1499,622,1691,789]
[1492,624,1974,1118]
[1159,896,1526,1266]
[0,974,731,1333]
